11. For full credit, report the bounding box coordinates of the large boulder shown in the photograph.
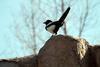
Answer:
[37,35,93,67]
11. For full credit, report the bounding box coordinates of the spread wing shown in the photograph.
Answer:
[59,7,70,23]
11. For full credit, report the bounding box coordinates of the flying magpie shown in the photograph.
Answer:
[44,7,70,35]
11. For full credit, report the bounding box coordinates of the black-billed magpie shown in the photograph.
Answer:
[44,7,70,35]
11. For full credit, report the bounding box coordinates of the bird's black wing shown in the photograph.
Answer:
[58,7,70,23]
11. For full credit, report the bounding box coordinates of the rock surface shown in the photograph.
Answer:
[92,46,100,67]
[37,35,94,67]
[0,35,100,67]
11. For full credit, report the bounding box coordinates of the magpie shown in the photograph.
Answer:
[44,7,70,35]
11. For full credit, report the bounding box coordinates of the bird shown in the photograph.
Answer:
[44,7,70,35]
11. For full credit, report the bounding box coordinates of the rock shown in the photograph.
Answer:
[92,46,100,67]
[37,35,91,67]
[0,35,100,67]
[0,55,37,67]
[0,60,20,67]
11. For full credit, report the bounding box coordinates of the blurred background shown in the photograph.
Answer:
[0,0,100,59]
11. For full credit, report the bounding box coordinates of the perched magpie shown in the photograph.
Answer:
[44,7,70,35]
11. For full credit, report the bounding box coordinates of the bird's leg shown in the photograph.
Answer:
[52,33,57,36]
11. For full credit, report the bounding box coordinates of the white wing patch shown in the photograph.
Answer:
[47,25,55,34]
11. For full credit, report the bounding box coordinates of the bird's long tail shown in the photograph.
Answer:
[59,7,70,24]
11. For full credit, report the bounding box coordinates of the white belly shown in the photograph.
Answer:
[47,25,55,34]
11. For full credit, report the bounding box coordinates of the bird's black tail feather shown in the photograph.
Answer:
[59,7,70,23]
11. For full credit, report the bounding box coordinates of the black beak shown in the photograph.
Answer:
[43,22,46,24]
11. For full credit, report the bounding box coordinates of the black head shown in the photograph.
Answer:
[43,20,52,25]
